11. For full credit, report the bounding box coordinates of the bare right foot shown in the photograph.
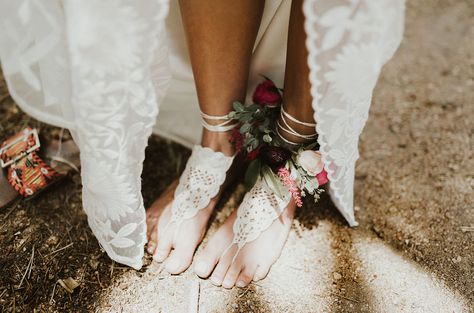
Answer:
[146,129,235,274]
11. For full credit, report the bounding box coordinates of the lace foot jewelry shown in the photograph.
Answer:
[165,111,237,237]
[222,78,328,267]
[221,178,291,264]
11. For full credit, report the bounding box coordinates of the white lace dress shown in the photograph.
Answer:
[0,0,405,269]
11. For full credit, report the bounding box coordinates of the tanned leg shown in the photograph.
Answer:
[194,0,313,288]
[280,0,315,142]
[146,0,265,275]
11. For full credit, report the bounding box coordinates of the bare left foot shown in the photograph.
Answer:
[193,198,296,288]
[146,130,235,274]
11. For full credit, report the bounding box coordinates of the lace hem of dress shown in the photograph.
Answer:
[65,0,171,269]
[303,0,405,226]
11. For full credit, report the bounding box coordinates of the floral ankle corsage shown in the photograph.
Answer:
[229,77,328,207]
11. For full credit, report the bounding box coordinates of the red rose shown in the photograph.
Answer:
[252,79,282,107]
[316,169,329,186]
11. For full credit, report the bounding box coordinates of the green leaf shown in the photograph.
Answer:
[240,112,253,122]
[228,111,237,119]
[262,165,286,199]
[258,119,270,132]
[233,101,244,112]
[240,123,251,133]
[248,103,260,112]
[244,136,254,147]
[245,159,262,190]
[251,138,259,150]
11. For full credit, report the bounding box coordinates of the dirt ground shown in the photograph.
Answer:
[0,0,473,312]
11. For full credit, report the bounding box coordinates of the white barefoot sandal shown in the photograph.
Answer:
[222,178,291,264]
[222,104,321,265]
[164,112,237,236]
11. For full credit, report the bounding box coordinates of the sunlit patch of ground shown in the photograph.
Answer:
[354,236,468,313]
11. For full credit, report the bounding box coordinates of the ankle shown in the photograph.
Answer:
[276,115,315,146]
[276,106,317,147]
[201,128,235,156]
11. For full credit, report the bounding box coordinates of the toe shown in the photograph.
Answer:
[253,264,271,281]
[194,208,238,282]
[164,237,199,274]
[147,240,157,255]
[194,247,220,278]
[165,250,186,274]
[194,236,230,278]
[222,262,242,289]
[209,255,232,286]
[236,264,257,288]
[146,217,157,241]
[146,226,158,254]
[153,233,173,263]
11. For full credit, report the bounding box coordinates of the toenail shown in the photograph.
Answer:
[166,261,180,272]
[194,261,208,275]
[222,279,233,288]
[236,280,246,288]
[154,252,164,262]
[210,277,222,286]
[147,245,155,254]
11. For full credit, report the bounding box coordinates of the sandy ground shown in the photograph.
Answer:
[0,0,473,312]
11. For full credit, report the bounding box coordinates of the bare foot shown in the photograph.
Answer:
[146,130,235,274]
[193,199,296,288]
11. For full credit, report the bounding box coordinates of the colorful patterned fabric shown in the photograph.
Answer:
[0,128,60,197]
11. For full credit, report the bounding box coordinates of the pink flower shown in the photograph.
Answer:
[316,169,329,186]
[277,167,303,207]
[252,79,282,107]
[297,150,324,176]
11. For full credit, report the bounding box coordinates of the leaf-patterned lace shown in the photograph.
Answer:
[303,0,405,226]
[169,145,234,231]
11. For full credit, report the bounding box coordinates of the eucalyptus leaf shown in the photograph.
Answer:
[251,138,259,150]
[245,159,262,190]
[233,101,244,112]
[262,165,285,199]
[263,134,272,143]
[240,113,253,122]
[248,103,260,112]
[245,136,255,145]
[240,123,251,133]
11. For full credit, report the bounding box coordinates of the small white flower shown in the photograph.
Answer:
[297,150,324,176]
